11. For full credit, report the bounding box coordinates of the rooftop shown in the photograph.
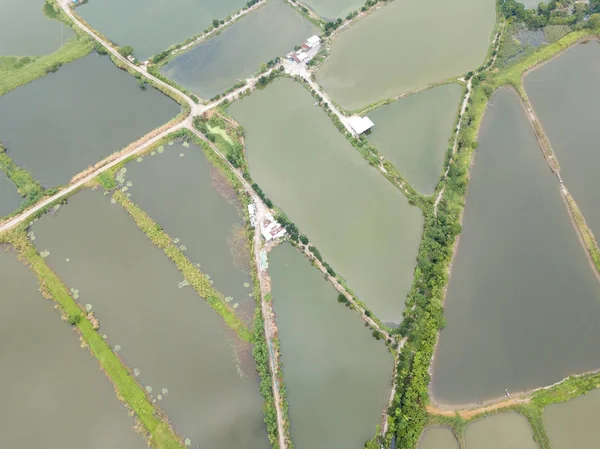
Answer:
[348,116,374,135]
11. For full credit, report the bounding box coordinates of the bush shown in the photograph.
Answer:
[68,314,81,325]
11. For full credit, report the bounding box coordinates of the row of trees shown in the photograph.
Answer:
[501,0,600,29]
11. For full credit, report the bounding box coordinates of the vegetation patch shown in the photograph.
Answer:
[0,229,185,449]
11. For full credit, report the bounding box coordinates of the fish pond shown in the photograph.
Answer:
[418,427,458,449]
[229,78,423,325]
[316,0,496,110]
[31,189,270,449]
[0,247,146,449]
[161,0,318,100]
[1,0,73,56]
[525,41,600,240]
[299,0,363,21]
[122,140,255,322]
[0,173,21,217]
[366,84,463,195]
[0,53,179,187]
[465,412,537,449]
[268,243,393,449]
[431,88,600,405]
[78,0,248,61]
[544,388,600,449]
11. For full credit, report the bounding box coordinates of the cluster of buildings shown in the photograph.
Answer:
[248,204,286,242]
[287,35,321,64]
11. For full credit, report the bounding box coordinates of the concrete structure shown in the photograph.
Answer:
[305,35,320,48]
[348,115,374,135]
[261,213,286,242]
[248,203,257,228]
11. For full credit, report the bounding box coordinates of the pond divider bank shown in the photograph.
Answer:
[0,229,186,449]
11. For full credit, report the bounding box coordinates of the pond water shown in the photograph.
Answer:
[268,243,393,449]
[525,41,600,241]
[229,78,423,325]
[78,0,247,61]
[299,0,364,21]
[31,189,270,449]
[418,427,459,449]
[316,0,496,110]
[161,0,318,100]
[0,247,146,449]
[544,388,600,449]
[366,84,463,195]
[0,54,178,187]
[1,0,73,56]
[431,88,600,406]
[0,173,21,217]
[465,412,538,449]
[123,141,255,322]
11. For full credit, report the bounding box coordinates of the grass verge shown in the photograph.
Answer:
[0,228,185,449]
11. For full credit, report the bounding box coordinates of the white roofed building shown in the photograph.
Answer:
[305,35,321,48]
[348,116,374,135]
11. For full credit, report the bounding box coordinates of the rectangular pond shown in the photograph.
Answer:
[0,53,179,187]
[544,388,600,449]
[366,83,463,195]
[525,41,600,241]
[316,0,496,110]
[78,0,248,61]
[465,412,538,449]
[0,172,21,217]
[0,247,146,449]
[299,0,363,21]
[161,0,319,100]
[431,87,600,406]
[229,77,423,325]
[418,427,458,449]
[31,189,270,449]
[121,140,255,322]
[1,0,73,56]
[268,243,393,449]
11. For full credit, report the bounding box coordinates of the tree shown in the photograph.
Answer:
[212,19,220,28]
[117,46,134,58]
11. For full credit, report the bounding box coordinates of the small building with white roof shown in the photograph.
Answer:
[305,35,321,48]
[348,116,374,135]
[261,213,286,242]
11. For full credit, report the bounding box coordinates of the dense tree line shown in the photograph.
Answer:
[501,0,600,28]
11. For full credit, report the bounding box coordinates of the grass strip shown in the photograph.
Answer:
[564,191,600,274]
[111,190,252,342]
[1,229,185,449]
[0,145,44,202]
[0,35,94,96]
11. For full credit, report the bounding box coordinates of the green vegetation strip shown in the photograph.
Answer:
[109,190,252,342]
[564,192,600,275]
[0,229,185,449]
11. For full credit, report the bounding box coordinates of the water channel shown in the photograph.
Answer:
[0,247,146,449]
[1,0,73,56]
[78,0,247,61]
[366,84,463,195]
[431,88,600,405]
[0,53,179,187]
[418,427,459,449]
[229,77,423,325]
[161,0,318,100]
[123,140,255,322]
[525,41,600,241]
[465,412,538,449]
[299,0,363,21]
[0,173,21,217]
[268,243,393,449]
[544,388,600,449]
[31,189,270,449]
[316,0,496,110]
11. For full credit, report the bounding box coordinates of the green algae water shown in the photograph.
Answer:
[0,0,73,56]
[78,0,247,61]
[0,54,178,187]
[525,41,600,241]
[229,78,423,325]
[418,427,459,449]
[316,0,495,110]
[0,247,146,449]
[123,141,255,322]
[431,88,600,405]
[544,388,600,449]
[161,0,319,99]
[366,84,463,195]
[0,173,21,217]
[31,189,270,449]
[269,243,393,449]
[465,412,538,449]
